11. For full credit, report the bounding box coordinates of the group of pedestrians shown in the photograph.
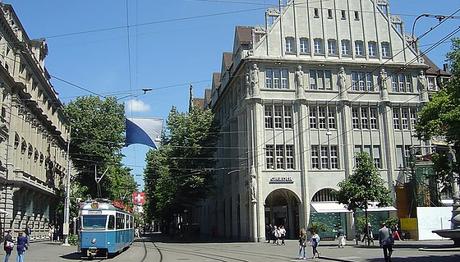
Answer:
[265,224,286,245]
[3,230,29,262]
[298,228,320,260]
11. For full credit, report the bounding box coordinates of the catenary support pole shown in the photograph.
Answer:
[63,126,72,246]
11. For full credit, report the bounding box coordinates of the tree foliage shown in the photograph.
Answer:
[65,96,136,200]
[336,152,392,212]
[416,38,460,166]
[144,106,219,223]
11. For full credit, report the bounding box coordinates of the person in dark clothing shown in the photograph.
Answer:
[16,231,28,262]
[24,226,31,243]
[3,230,14,262]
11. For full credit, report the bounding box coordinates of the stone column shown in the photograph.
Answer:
[296,100,309,229]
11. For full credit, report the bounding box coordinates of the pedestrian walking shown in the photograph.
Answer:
[135,227,140,238]
[3,230,14,262]
[361,223,374,245]
[48,225,54,242]
[273,226,280,245]
[16,231,28,262]
[336,226,346,248]
[24,226,31,243]
[378,223,394,262]
[392,224,402,241]
[310,230,320,259]
[279,225,286,245]
[265,224,272,243]
[298,228,307,260]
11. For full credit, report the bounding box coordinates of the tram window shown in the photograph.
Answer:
[116,213,124,229]
[108,215,115,230]
[82,215,107,229]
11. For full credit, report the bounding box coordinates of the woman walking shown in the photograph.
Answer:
[16,231,28,262]
[310,230,320,259]
[3,230,14,262]
[298,228,307,260]
[279,225,286,245]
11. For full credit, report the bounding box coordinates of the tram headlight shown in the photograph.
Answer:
[91,238,97,244]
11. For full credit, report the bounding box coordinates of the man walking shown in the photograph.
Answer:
[378,223,394,262]
[16,231,28,262]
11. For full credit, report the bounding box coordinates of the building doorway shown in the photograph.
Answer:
[264,189,300,239]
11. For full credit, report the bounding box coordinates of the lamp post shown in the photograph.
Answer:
[411,13,456,52]
[62,126,71,246]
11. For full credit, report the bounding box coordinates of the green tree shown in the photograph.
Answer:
[144,106,219,229]
[65,96,136,199]
[336,152,392,245]
[416,38,460,189]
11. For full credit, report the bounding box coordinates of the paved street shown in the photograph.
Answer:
[3,234,460,262]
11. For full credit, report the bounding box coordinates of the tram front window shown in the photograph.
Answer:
[82,215,107,229]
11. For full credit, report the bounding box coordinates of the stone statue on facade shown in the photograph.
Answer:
[337,67,348,100]
[295,65,305,99]
[250,173,257,203]
[250,63,260,98]
[418,70,429,102]
[245,71,251,99]
[379,68,389,101]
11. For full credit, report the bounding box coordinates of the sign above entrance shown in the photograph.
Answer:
[269,177,294,184]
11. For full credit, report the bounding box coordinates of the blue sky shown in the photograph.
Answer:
[6,0,459,190]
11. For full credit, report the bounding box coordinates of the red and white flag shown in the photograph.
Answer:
[132,192,146,205]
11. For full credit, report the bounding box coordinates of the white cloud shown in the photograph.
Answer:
[125,99,151,113]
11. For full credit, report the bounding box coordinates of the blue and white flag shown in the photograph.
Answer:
[125,118,163,149]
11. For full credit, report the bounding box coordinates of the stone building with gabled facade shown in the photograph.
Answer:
[0,3,70,240]
[198,0,447,241]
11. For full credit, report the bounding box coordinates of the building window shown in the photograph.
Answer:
[410,109,417,129]
[361,108,369,129]
[314,8,319,18]
[276,145,285,169]
[328,9,333,19]
[392,74,412,93]
[393,109,401,130]
[373,146,382,169]
[300,38,310,54]
[381,42,391,58]
[328,108,336,129]
[352,108,360,129]
[286,145,294,169]
[285,37,295,54]
[311,145,319,169]
[265,106,273,128]
[366,73,374,91]
[341,40,351,56]
[428,77,436,90]
[266,145,274,169]
[341,10,346,20]
[330,146,339,169]
[406,75,412,92]
[321,146,329,168]
[391,75,398,92]
[310,107,318,128]
[328,39,337,55]
[370,108,378,129]
[314,38,324,54]
[318,107,326,129]
[354,11,360,21]
[355,41,365,56]
[352,72,373,91]
[402,108,409,130]
[284,106,293,129]
[266,69,289,89]
[368,41,378,57]
[274,105,283,128]
[310,70,332,90]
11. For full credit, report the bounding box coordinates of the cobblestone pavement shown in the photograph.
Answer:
[2,234,460,261]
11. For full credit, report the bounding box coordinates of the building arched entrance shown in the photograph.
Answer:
[264,189,300,239]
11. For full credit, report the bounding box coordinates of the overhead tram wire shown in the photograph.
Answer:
[36,0,447,40]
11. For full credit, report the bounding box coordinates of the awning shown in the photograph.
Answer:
[0,209,7,214]
[311,202,351,213]
[366,202,397,212]
[311,202,396,213]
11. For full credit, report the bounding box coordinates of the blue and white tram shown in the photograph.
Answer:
[79,199,134,258]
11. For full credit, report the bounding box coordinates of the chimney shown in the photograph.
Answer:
[443,63,450,73]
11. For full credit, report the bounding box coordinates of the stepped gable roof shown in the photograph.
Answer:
[222,52,233,71]
[423,54,450,76]
[212,72,221,90]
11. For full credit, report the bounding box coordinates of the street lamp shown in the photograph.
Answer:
[411,13,457,52]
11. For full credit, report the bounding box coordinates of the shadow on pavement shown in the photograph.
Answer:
[60,252,82,260]
[365,254,460,262]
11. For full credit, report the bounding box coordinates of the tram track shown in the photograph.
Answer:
[157,246,251,262]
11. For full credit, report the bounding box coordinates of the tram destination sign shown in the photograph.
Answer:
[269,177,294,184]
